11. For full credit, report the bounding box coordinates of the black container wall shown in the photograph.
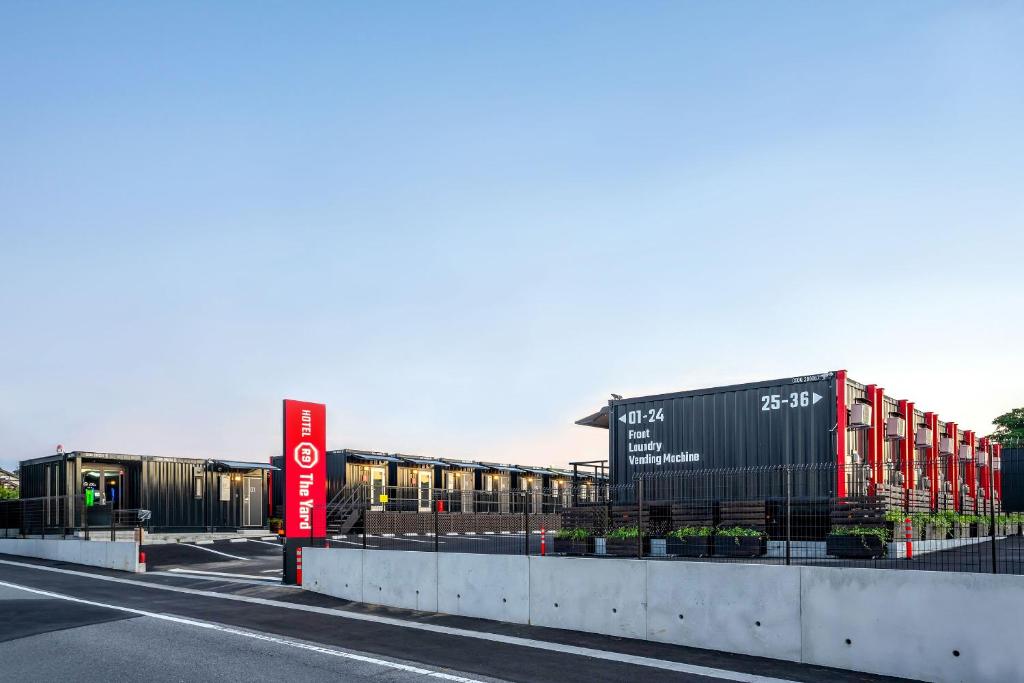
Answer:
[609,372,838,497]
[271,455,284,517]
[1002,447,1024,512]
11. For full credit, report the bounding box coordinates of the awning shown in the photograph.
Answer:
[486,464,526,473]
[574,406,610,429]
[444,461,488,470]
[400,457,449,468]
[346,453,403,464]
[212,460,279,471]
[520,467,553,476]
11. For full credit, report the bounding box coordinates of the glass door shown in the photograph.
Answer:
[369,467,386,510]
[417,470,433,512]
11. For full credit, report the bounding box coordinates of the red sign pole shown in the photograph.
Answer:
[282,399,326,584]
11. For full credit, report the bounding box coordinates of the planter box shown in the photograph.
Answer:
[552,537,594,555]
[604,538,648,556]
[826,533,886,559]
[666,536,714,557]
[714,536,767,558]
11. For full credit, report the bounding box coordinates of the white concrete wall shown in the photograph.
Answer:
[801,566,1024,683]
[0,538,141,572]
[647,561,802,661]
[362,549,438,612]
[300,548,1024,683]
[438,553,529,624]
[530,556,646,638]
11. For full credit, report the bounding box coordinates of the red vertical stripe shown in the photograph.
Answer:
[947,422,958,512]
[866,384,877,495]
[966,430,976,510]
[925,412,937,510]
[875,387,885,486]
[836,370,848,498]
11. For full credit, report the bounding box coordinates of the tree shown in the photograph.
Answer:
[0,487,17,500]
[989,407,1024,445]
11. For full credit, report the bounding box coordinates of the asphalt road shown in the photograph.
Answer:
[0,550,917,683]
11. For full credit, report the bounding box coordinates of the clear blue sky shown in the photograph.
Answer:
[1,2,1021,471]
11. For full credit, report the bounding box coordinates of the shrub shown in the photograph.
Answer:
[669,526,713,539]
[605,526,643,540]
[555,527,592,541]
[830,525,890,542]
[716,526,764,538]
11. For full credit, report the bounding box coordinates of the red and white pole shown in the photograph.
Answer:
[541,526,546,556]
[296,546,304,585]
[905,517,913,559]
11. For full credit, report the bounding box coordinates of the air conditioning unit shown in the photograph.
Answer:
[959,444,972,461]
[850,402,872,429]
[895,471,905,486]
[922,476,931,490]
[886,415,906,440]
[976,451,989,467]
[915,426,932,449]
[939,436,954,456]
[994,459,1001,472]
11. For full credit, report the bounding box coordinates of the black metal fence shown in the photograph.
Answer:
[322,460,1022,575]
[0,495,150,541]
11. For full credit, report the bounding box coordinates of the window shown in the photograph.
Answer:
[194,475,204,499]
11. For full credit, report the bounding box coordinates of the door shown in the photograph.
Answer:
[369,467,386,510]
[460,472,474,513]
[243,477,261,527]
[417,470,433,512]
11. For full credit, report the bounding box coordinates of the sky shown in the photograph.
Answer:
[1,2,1022,472]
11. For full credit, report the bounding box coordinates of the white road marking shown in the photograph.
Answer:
[167,568,279,581]
[0,558,797,682]
[261,569,282,574]
[145,572,298,589]
[0,580,483,683]
[247,539,283,548]
[261,536,279,541]
[229,539,248,543]
[182,544,249,560]
[327,540,378,548]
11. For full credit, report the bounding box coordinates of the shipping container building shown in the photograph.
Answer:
[578,370,1000,512]
[269,449,605,518]
[18,451,274,532]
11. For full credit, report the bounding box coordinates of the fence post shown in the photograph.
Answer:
[20,498,26,538]
[990,470,998,574]
[523,492,530,557]
[434,501,439,553]
[785,466,792,566]
[111,507,116,542]
[83,500,89,541]
[637,477,644,559]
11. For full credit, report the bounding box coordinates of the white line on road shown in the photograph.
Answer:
[327,540,378,548]
[182,544,249,560]
[0,558,798,682]
[167,568,279,581]
[0,579,484,683]
[247,539,283,548]
[261,569,282,574]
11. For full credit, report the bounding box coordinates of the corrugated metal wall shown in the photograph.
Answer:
[609,373,838,497]
[1002,447,1024,512]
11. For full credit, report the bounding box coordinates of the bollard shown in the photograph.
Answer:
[139,550,146,565]
[905,517,913,559]
[296,546,303,585]
[541,526,546,556]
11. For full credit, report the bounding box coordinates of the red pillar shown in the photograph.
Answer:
[836,370,848,498]
[925,412,938,510]
[947,422,959,512]
[994,443,1003,502]
[979,437,991,514]
[965,430,977,510]
[904,401,916,491]
[866,384,878,494]
[874,387,885,486]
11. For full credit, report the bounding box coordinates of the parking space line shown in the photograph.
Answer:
[247,539,283,548]
[0,579,485,683]
[182,544,249,560]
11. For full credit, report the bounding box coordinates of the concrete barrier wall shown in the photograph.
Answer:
[0,538,141,572]
[301,548,1024,683]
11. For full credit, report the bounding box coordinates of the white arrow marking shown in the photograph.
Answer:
[619,413,627,423]
[812,392,823,405]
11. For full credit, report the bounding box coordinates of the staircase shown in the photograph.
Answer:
[326,485,367,536]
